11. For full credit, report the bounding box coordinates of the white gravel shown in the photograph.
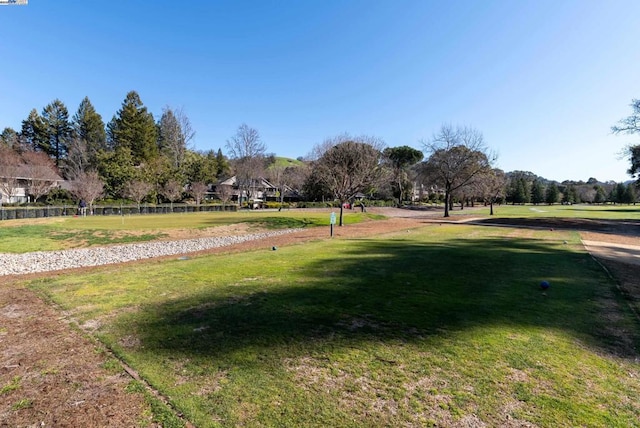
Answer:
[0,229,301,276]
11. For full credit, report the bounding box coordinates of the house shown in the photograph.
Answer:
[212,176,300,204]
[0,164,63,204]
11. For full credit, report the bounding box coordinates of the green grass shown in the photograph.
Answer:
[0,211,378,253]
[470,203,640,220]
[28,223,640,427]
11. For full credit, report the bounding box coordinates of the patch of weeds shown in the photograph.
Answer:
[101,358,123,374]
[126,380,184,427]
[11,398,33,411]
[50,230,166,247]
[1,376,21,395]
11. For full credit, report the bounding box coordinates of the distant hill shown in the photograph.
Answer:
[270,157,305,168]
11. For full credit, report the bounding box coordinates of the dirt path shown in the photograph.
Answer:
[1,208,638,427]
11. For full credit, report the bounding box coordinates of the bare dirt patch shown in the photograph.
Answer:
[0,283,153,427]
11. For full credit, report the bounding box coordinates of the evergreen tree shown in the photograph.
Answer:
[96,147,138,198]
[530,179,545,205]
[107,91,158,165]
[545,183,560,204]
[623,183,637,204]
[561,184,577,204]
[594,185,606,203]
[20,109,47,152]
[215,148,230,178]
[613,182,626,204]
[0,127,19,148]
[41,99,73,167]
[72,96,107,168]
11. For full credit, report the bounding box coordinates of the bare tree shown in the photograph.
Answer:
[123,180,153,211]
[0,145,22,203]
[158,106,195,170]
[189,181,208,205]
[421,124,496,217]
[216,183,233,205]
[310,135,386,226]
[225,124,267,205]
[473,168,506,215]
[65,137,90,180]
[21,150,61,203]
[68,171,105,213]
[160,179,184,210]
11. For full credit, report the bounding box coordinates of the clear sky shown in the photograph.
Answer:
[1,0,639,182]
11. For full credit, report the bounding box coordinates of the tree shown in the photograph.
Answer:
[545,183,560,205]
[474,168,506,215]
[96,147,138,198]
[107,91,158,164]
[310,135,386,226]
[0,127,19,148]
[158,106,194,171]
[41,99,73,168]
[623,183,637,204]
[20,109,47,152]
[612,98,640,179]
[594,185,607,204]
[68,171,104,212]
[561,184,577,204]
[160,179,184,209]
[530,179,545,205]
[215,148,230,178]
[72,96,107,170]
[123,180,153,210]
[383,145,423,205]
[189,181,208,205]
[216,184,234,204]
[421,125,495,217]
[0,145,22,203]
[225,124,267,205]
[21,150,60,202]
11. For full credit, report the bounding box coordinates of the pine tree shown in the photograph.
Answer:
[41,99,73,167]
[72,96,107,168]
[107,91,158,165]
[545,183,560,205]
[20,109,47,152]
[530,179,545,205]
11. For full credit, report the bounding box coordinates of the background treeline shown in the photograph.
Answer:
[1,92,637,210]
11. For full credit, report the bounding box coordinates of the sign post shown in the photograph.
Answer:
[329,212,336,237]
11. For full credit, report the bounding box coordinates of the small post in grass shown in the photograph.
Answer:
[330,211,336,237]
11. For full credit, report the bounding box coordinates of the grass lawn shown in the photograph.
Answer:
[467,203,640,220]
[0,211,380,253]
[28,223,640,427]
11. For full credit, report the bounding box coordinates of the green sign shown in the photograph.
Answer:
[330,212,336,225]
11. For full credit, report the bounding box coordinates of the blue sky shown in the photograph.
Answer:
[1,0,639,182]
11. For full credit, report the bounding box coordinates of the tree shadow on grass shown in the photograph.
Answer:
[475,217,640,238]
[128,236,640,361]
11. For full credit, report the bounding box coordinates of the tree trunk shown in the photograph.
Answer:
[490,200,494,215]
[339,203,344,226]
[444,191,450,217]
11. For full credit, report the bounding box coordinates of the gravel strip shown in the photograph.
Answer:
[0,229,302,276]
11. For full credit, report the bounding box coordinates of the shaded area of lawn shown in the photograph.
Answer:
[475,216,640,239]
[128,233,638,361]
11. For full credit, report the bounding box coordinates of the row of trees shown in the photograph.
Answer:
[3,92,638,217]
[1,92,232,208]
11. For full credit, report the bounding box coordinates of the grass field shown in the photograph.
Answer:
[464,203,640,220]
[28,221,640,427]
[0,211,381,253]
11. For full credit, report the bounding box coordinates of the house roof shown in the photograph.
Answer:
[0,164,63,182]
